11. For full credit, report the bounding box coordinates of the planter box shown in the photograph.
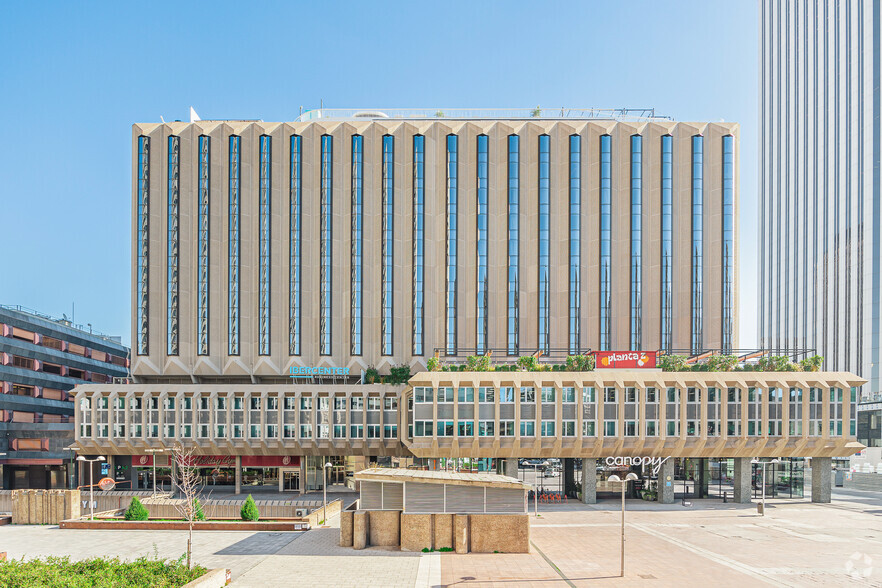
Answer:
[59,519,308,532]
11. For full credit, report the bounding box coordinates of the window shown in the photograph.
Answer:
[569,134,581,353]
[267,397,277,411]
[599,134,612,350]
[538,134,550,353]
[367,397,381,411]
[660,134,673,351]
[458,421,474,437]
[625,388,637,403]
[413,421,432,437]
[413,134,425,355]
[583,387,596,403]
[445,134,458,355]
[137,135,150,355]
[351,396,364,410]
[333,396,346,411]
[624,421,637,436]
[249,396,261,411]
[768,387,782,436]
[300,396,312,410]
[562,387,576,403]
[437,388,454,403]
[250,424,261,438]
[604,420,617,436]
[458,387,474,403]
[722,135,735,352]
[691,135,703,353]
[507,134,519,355]
[167,135,180,356]
[808,387,823,436]
[436,421,454,437]
[333,424,346,438]
[199,424,209,438]
[499,421,515,436]
[630,134,642,350]
[520,421,535,436]
[520,387,535,403]
[382,134,394,355]
[541,387,555,403]
[562,421,576,436]
[289,134,302,355]
[384,424,398,438]
[350,424,364,438]
[604,387,616,403]
[258,135,271,356]
[646,388,657,403]
[215,397,226,410]
[476,134,489,354]
[747,387,762,436]
[583,421,596,436]
[215,424,226,438]
[645,421,657,436]
[196,135,210,355]
[228,135,241,355]
[500,387,515,403]
[478,420,495,436]
[232,424,243,438]
[788,387,803,436]
[479,387,495,403]
[318,424,330,438]
[414,387,433,403]
[541,421,555,437]
[320,134,333,355]
[384,397,398,411]
[299,424,312,438]
[233,397,244,411]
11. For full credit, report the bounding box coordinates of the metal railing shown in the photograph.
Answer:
[297,107,672,122]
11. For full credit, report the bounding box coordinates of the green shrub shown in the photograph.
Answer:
[799,354,824,372]
[0,555,206,588]
[240,495,259,522]
[193,499,205,521]
[427,357,440,372]
[124,497,149,521]
[364,366,379,384]
[658,354,690,372]
[388,364,412,384]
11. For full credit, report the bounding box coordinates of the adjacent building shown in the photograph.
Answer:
[1,305,129,489]
[759,0,881,392]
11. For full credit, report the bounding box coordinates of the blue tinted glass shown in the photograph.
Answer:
[691,135,704,354]
[320,135,333,355]
[197,135,210,356]
[722,135,735,352]
[350,135,363,355]
[258,135,272,356]
[446,135,458,355]
[569,135,581,354]
[508,134,519,355]
[137,136,150,355]
[476,134,489,354]
[382,135,394,356]
[167,135,180,357]
[228,135,241,356]
[599,135,612,350]
[630,135,642,351]
[660,135,673,352]
[289,134,302,355]
[538,135,550,353]
[412,135,425,356]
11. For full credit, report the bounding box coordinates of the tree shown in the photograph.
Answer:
[426,357,440,372]
[240,495,260,522]
[124,497,149,521]
[757,355,799,372]
[658,354,690,372]
[171,444,207,569]
[799,354,824,372]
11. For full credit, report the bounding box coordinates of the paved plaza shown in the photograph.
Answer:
[0,489,881,586]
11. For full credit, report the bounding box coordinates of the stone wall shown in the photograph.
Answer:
[12,489,80,524]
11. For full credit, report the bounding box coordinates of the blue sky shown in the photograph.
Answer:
[0,1,759,348]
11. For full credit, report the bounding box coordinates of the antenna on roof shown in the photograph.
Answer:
[190,107,201,123]
[160,115,166,123]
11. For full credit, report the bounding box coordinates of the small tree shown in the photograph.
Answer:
[171,444,207,569]
[124,497,149,521]
[799,354,824,372]
[241,495,260,522]
[427,357,440,372]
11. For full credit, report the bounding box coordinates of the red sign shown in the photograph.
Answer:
[98,477,116,491]
[594,351,657,369]
[175,455,237,468]
[241,456,300,468]
[135,455,300,468]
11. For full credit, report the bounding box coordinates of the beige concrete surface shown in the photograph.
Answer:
[367,509,400,547]
[401,513,433,552]
[434,513,453,550]
[352,510,368,550]
[339,510,353,547]
[469,514,531,554]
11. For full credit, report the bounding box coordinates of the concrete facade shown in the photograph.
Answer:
[581,458,596,504]
[733,457,752,503]
[658,458,675,504]
[811,457,832,503]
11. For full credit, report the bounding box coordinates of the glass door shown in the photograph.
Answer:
[281,469,300,492]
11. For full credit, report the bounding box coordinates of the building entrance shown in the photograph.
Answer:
[280,468,300,492]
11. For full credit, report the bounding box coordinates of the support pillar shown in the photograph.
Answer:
[234,456,242,495]
[504,458,518,479]
[299,459,306,495]
[811,457,832,503]
[581,458,596,504]
[733,457,752,503]
[658,458,675,504]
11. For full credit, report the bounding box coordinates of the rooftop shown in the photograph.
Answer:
[295,107,672,122]
[0,304,125,346]
[354,467,530,490]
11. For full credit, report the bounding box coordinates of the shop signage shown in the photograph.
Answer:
[605,456,670,477]
[289,366,350,378]
[98,477,116,491]
[175,455,237,468]
[241,456,300,468]
[595,351,656,369]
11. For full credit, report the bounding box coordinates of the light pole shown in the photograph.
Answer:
[750,458,780,516]
[322,461,332,526]
[607,472,639,578]
[76,455,106,520]
[144,448,165,497]
[534,462,540,517]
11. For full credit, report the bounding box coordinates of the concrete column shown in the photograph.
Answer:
[353,510,369,550]
[811,457,832,503]
[504,458,518,479]
[235,456,242,495]
[339,510,354,547]
[733,457,752,503]
[658,458,675,504]
[581,458,596,504]
[454,514,469,553]
[299,459,306,495]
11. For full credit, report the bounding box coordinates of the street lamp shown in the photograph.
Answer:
[750,458,780,516]
[144,448,165,497]
[322,461,333,526]
[76,455,105,520]
[607,472,639,578]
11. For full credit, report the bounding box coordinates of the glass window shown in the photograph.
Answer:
[233,397,243,411]
[599,134,612,350]
[445,134,458,355]
[368,397,381,411]
[289,134,302,355]
[458,421,474,437]
[660,134,673,351]
[541,387,555,403]
[520,421,535,436]
[625,388,637,403]
[646,388,657,403]
[215,397,226,410]
[646,421,657,436]
[520,387,535,403]
[538,134,550,353]
[476,134,489,354]
[258,135,271,355]
[167,135,180,356]
[300,396,312,410]
[541,421,555,437]
[384,424,398,438]
[479,420,495,436]
[196,134,210,356]
[562,387,576,403]
[382,134,394,355]
[299,424,312,438]
[351,396,364,410]
[320,134,333,355]
[436,421,454,437]
[583,421,596,436]
[384,397,398,411]
[458,387,474,403]
[229,135,241,355]
[604,387,616,403]
[691,134,704,354]
[569,134,581,353]
[233,424,244,438]
[350,424,364,438]
[604,420,617,436]
[479,387,495,403]
[499,421,515,436]
[624,421,637,436]
[333,424,346,438]
[136,135,150,355]
[583,387,596,403]
[507,134,520,355]
[437,387,454,403]
[629,134,642,350]
[562,421,576,436]
[412,134,425,355]
[350,134,363,355]
[333,396,346,411]
[250,424,261,438]
[500,387,515,403]
[250,396,261,410]
[722,134,735,352]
